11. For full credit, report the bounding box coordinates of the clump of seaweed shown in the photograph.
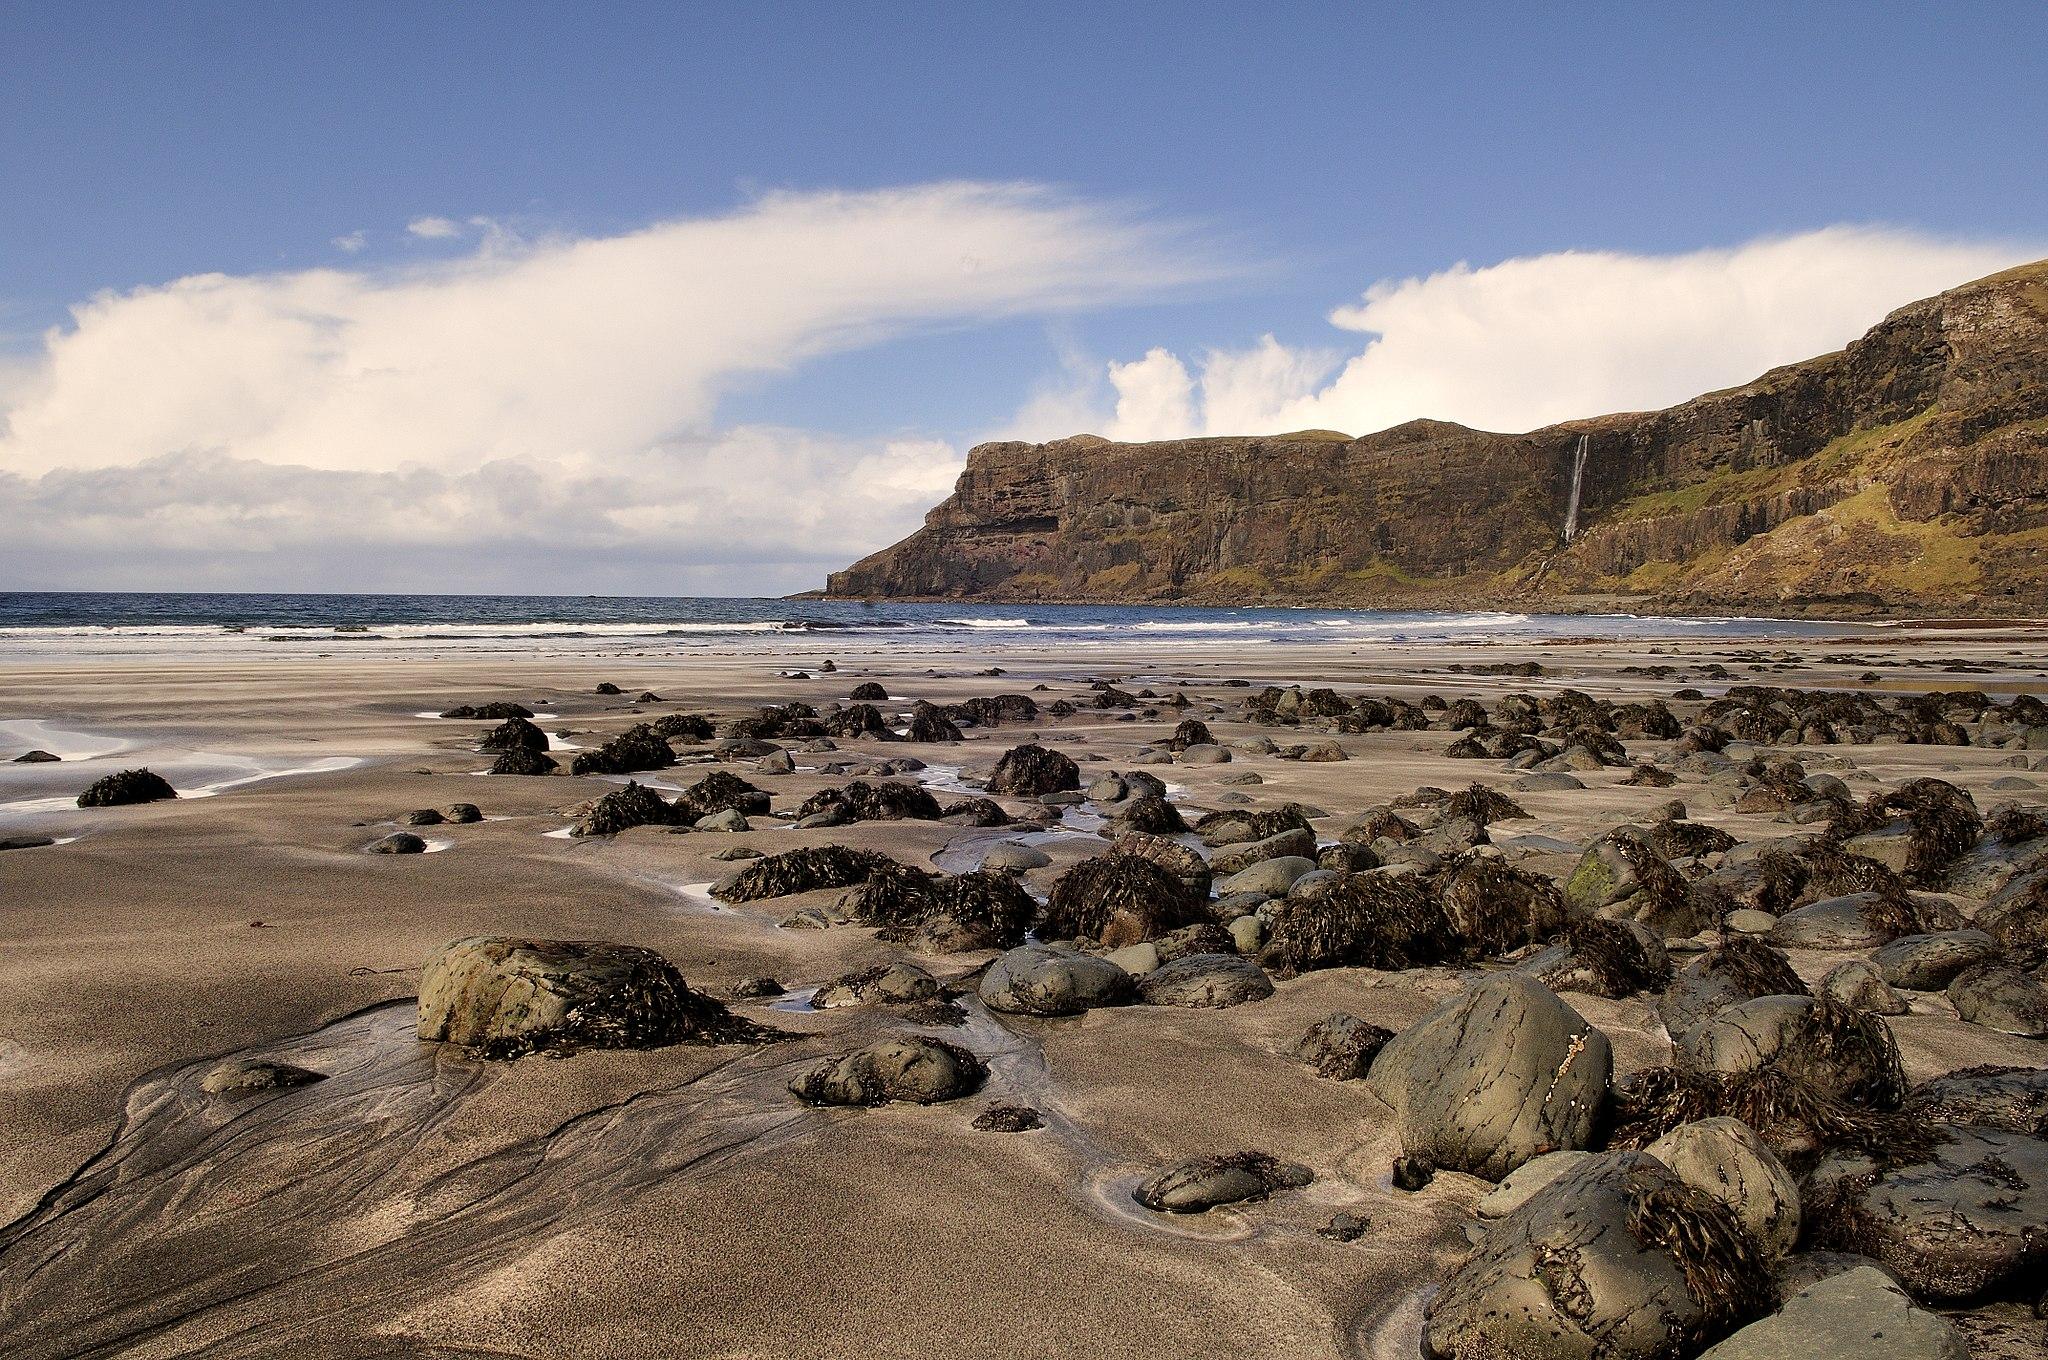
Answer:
[1112,793,1186,835]
[1621,762,1678,788]
[1986,801,2048,845]
[568,723,675,777]
[1544,917,1673,998]
[1260,872,1449,976]
[477,717,548,753]
[1620,1166,1775,1346]
[1607,1065,1942,1170]
[796,780,944,824]
[673,771,770,820]
[1836,777,1983,886]
[573,781,674,837]
[1643,817,1737,861]
[1701,933,1809,1000]
[76,768,177,807]
[1043,853,1205,947]
[713,845,898,902]
[1442,782,1529,828]
[1435,854,1568,958]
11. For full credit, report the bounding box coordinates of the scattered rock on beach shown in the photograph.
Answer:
[76,768,176,807]
[979,944,1133,1016]
[1132,1151,1311,1214]
[1293,1012,1393,1080]
[1137,953,1273,1008]
[418,937,736,1058]
[201,1058,327,1095]
[13,749,58,763]
[988,742,1080,796]
[789,1036,987,1107]
[366,832,427,854]
[1946,963,2048,1037]
[1647,1116,1802,1257]
[1368,973,1612,1180]
[476,716,549,753]
[489,747,558,776]
[1697,1266,1967,1360]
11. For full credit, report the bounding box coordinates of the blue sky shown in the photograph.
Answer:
[2,4,2044,592]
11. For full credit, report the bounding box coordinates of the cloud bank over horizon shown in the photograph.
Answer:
[0,183,1216,592]
[1073,227,2036,444]
[2,200,2035,594]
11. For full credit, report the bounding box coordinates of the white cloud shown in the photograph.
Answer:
[0,183,1218,590]
[1090,227,2038,440]
[1104,348,1194,441]
[405,215,461,239]
[332,230,367,254]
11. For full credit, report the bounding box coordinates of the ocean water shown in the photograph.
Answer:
[0,591,1850,660]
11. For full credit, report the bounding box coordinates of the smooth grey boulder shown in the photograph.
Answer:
[1137,953,1274,1009]
[788,1036,986,1106]
[1870,929,2001,991]
[1131,1151,1310,1213]
[1809,1128,2048,1303]
[1769,893,1909,950]
[1215,855,1316,899]
[1209,827,1317,877]
[811,962,942,1009]
[978,944,1133,1017]
[978,842,1051,872]
[1473,1149,1592,1219]
[1697,1266,1966,1360]
[1818,959,1910,1015]
[1947,964,2048,1037]
[1367,973,1611,1180]
[1424,1152,1770,1360]
[1648,1117,1801,1257]
[1511,771,1585,791]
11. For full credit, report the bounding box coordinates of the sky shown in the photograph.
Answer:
[2,3,2045,595]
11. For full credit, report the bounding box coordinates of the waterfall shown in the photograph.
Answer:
[1562,435,1589,542]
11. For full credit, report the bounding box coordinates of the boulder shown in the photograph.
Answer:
[1473,1150,1593,1219]
[1131,1151,1310,1214]
[1810,1128,2048,1302]
[475,716,548,753]
[1209,827,1317,877]
[1367,973,1612,1180]
[1137,953,1274,1009]
[489,747,558,776]
[1911,1065,2048,1135]
[1293,1012,1393,1080]
[812,962,942,1009]
[1769,893,1916,950]
[1870,929,2002,991]
[1818,960,1910,1015]
[1215,855,1317,900]
[417,937,730,1057]
[1661,937,1810,1043]
[978,945,1134,1017]
[200,1058,326,1095]
[789,1037,987,1106]
[1424,1152,1771,1360]
[13,749,59,763]
[988,743,1080,796]
[1947,964,2048,1037]
[76,768,176,807]
[1648,1117,1802,1257]
[979,842,1051,872]
[1697,1266,1967,1360]
[1679,995,1906,1107]
[1043,852,1206,947]
[366,832,427,854]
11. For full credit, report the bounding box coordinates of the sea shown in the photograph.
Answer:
[0,591,1853,661]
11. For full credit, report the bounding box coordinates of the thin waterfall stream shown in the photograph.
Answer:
[1561,434,1590,541]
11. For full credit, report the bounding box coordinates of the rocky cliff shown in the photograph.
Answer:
[828,260,2048,615]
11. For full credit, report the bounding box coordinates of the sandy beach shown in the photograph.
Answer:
[2,624,2046,1359]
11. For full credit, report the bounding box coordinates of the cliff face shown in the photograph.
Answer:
[828,261,2048,615]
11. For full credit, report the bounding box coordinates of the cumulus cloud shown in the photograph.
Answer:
[405,215,461,239]
[0,183,1218,589]
[1087,227,2038,440]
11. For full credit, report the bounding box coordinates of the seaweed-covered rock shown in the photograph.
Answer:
[711,845,897,902]
[1808,1128,2048,1303]
[788,1036,987,1106]
[987,743,1079,796]
[476,717,548,753]
[1946,964,2048,1037]
[489,747,558,776]
[1260,870,1449,975]
[1367,973,1611,1180]
[1137,953,1274,1008]
[1697,1266,1967,1360]
[1838,778,1982,887]
[1680,996,1906,1108]
[848,681,889,701]
[673,771,770,820]
[1436,855,1573,959]
[1910,1064,2048,1135]
[979,944,1133,1016]
[1566,827,1704,936]
[1424,1152,1772,1360]
[795,780,943,824]
[1525,917,1672,999]
[1661,935,1811,1043]
[76,768,177,807]
[417,937,732,1058]
[1195,804,1314,848]
[649,713,715,742]
[366,832,427,854]
[1293,1012,1393,1079]
[1107,792,1185,835]
[973,1104,1043,1133]
[1648,1117,1802,1257]
[568,723,675,777]
[812,962,943,1009]
[1770,892,1922,950]
[1132,1151,1311,1214]
[1818,960,1910,1015]
[1210,827,1317,877]
[1043,852,1206,947]
[844,865,1036,952]
[572,781,674,837]
[1110,832,1211,899]
[439,701,533,720]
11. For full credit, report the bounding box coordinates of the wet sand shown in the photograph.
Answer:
[1,626,2044,1358]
